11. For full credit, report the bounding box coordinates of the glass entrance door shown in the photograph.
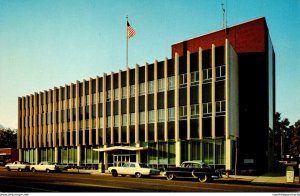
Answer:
[112,153,136,166]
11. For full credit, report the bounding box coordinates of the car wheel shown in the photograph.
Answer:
[135,172,142,178]
[6,167,11,171]
[166,173,175,180]
[18,168,22,172]
[111,170,118,177]
[198,175,208,183]
[32,168,36,172]
[46,169,50,173]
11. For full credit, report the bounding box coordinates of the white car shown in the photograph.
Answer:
[108,162,160,178]
[5,161,30,172]
[30,162,67,173]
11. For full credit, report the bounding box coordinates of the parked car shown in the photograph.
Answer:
[108,162,160,178]
[5,161,30,172]
[29,162,67,173]
[162,161,222,183]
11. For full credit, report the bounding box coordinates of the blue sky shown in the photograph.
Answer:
[0,0,299,129]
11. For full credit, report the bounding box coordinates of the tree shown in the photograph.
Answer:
[289,120,300,157]
[0,128,17,148]
[274,112,294,160]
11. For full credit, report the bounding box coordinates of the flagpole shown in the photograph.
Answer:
[126,15,128,69]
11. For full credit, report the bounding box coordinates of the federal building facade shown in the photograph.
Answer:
[17,17,275,173]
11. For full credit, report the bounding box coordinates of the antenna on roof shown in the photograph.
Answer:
[221,3,226,29]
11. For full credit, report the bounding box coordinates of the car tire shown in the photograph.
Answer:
[135,172,142,178]
[111,170,118,177]
[198,175,208,183]
[18,168,22,172]
[6,167,11,171]
[166,173,175,180]
[46,169,50,173]
[32,168,36,172]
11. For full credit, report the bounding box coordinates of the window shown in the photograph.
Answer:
[107,116,111,128]
[80,96,84,106]
[148,81,154,94]
[130,85,135,97]
[191,71,199,86]
[158,109,164,122]
[92,93,96,104]
[99,92,103,103]
[203,68,212,83]
[203,102,212,115]
[80,120,83,129]
[179,106,188,119]
[168,76,175,90]
[114,115,119,127]
[148,110,155,123]
[107,90,111,102]
[130,113,135,125]
[86,95,90,105]
[99,117,103,128]
[114,89,119,100]
[86,119,89,129]
[139,112,145,124]
[168,108,175,121]
[216,100,226,113]
[122,114,127,126]
[179,73,187,86]
[139,83,145,96]
[92,119,96,128]
[216,65,226,79]
[122,87,127,99]
[158,78,164,92]
[191,104,199,118]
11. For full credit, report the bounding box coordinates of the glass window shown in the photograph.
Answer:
[107,116,111,128]
[122,114,127,126]
[148,81,154,94]
[99,117,103,128]
[114,89,119,100]
[203,68,212,83]
[168,76,175,90]
[158,109,164,122]
[99,92,103,103]
[86,95,90,105]
[114,115,119,127]
[179,106,188,118]
[139,112,145,124]
[80,96,84,106]
[122,87,127,99]
[106,90,111,102]
[148,110,155,123]
[191,71,199,86]
[92,94,96,104]
[168,108,175,121]
[179,74,187,86]
[130,113,135,125]
[92,119,96,128]
[139,83,145,96]
[191,104,199,118]
[203,102,212,114]
[158,78,164,92]
[130,85,135,97]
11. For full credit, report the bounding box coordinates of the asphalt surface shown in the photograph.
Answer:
[1,170,299,192]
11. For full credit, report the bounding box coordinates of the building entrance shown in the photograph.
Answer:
[112,154,136,167]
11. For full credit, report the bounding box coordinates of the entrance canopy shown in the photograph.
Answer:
[93,146,148,152]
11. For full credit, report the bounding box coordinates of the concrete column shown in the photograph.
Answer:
[89,78,93,145]
[35,148,39,164]
[58,88,62,147]
[21,97,25,148]
[29,95,33,148]
[43,91,47,148]
[96,77,99,145]
[53,88,57,147]
[102,74,107,145]
[77,145,81,166]
[164,57,168,141]
[69,85,73,146]
[187,51,191,140]
[38,94,42,148]
[48,90,53,148]
[19,149,22,162]
[174,53,179,141]
[198,48,203,139]
[175,140,181,166]
[136,143,141,163]
[75,81,80,146]
[135,64,139,144]
[126,68,130,143]
[110,72,114,144]
[211,44,216,139]
[34,93,37,148]
[225,139,232,170]
[55,146,58,163]
[103,145,108,170]
[145,63,149,142]
[118,71,122,143]
[154,60,158,142]
[82,80,86,146]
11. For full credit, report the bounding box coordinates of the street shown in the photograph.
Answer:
[0,170,299,192]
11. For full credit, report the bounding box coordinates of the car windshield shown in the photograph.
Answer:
[139,163,149,168]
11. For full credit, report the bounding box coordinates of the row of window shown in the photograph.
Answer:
[21,101,226,129]
[21,66,226,110]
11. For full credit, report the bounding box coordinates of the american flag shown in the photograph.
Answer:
[127,22,136,38]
